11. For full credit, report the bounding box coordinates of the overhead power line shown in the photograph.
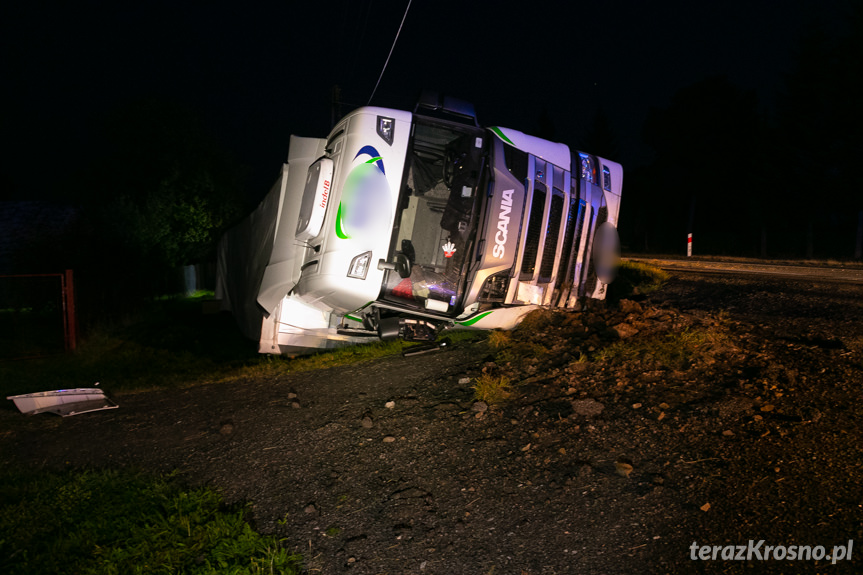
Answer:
[367,0,413,105]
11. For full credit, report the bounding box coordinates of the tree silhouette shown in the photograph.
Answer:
[773,6,863,258]
[86,99,245,270]
[62,98,249,317]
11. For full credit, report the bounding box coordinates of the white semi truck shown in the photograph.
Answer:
[216,95,622,354]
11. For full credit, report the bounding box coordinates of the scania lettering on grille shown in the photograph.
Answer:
[492,189,514,258]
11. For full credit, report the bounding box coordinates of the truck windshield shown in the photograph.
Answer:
[381,119,486,315]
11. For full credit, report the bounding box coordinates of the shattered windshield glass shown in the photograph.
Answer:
[382,120,486,315]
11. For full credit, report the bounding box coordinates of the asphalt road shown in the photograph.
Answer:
[626,256,863,284]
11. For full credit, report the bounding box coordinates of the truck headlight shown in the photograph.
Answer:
[478,271,510,302]
[347,251,372,279]
[377,116,394,146]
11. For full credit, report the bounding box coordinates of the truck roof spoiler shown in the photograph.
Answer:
[414,90,479,127]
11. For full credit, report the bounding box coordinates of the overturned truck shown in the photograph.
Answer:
[217,96,623,354]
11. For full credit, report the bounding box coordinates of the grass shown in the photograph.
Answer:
[0,295,484,399]
[0,293,260,397]
[230,329,482,382]
[228,338,412,381]
[594,328,713,370]
[0,468,302,575]
[0,307,67,358]
[486,330,511,351]
[607,260,670,302]
[514,309,555,333]
[472,373,515,405]
[493,340,551,367]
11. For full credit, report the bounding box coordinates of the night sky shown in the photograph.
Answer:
[0,0,853,202]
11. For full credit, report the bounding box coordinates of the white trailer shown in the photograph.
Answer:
[216,96,623,354]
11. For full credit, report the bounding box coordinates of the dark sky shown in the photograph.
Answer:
[0,0,852,201]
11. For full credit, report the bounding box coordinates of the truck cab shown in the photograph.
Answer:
[216,96,623,354]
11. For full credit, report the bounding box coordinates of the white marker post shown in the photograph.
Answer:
[687,233,693,257]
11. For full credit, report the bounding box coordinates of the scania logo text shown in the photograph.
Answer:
[492,189,514,258]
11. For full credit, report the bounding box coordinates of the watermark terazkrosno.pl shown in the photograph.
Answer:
[690,540,854,564]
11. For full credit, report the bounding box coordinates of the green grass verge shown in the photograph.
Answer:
[230,329,482,382]
[0,295,485,399]
[0,297,254,398]
[0,468,301,575]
